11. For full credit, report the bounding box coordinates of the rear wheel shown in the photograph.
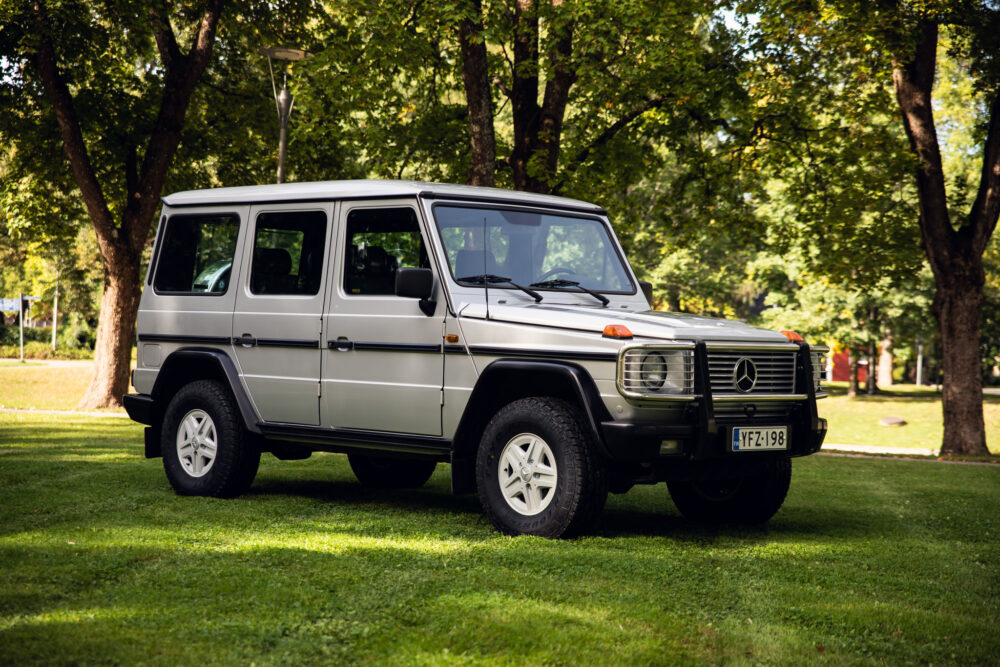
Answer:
[161,380,260,498]
[667,458,791,524]
[348,454,437,488]
[476,397,607,538]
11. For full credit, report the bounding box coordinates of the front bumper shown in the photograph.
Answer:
[598,340,827,462]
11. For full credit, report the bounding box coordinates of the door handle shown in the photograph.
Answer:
[234,334,257,348]
[328,337,353,351]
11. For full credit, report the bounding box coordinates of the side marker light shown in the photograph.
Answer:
[603,324,633,339]
[780,330,804,342]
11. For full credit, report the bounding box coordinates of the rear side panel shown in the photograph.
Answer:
[134,204,250,396]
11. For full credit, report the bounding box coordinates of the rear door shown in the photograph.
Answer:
[232,203,334,425]
[321,201,444,435]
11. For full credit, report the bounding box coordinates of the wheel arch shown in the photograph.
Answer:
[145,348,260,457]
[449,359,612,495]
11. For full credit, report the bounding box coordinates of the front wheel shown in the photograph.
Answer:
[667,458,791,524]
[161,380,260,498]
[476,397,607,538]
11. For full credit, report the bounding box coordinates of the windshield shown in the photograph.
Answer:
[433,205,634,293]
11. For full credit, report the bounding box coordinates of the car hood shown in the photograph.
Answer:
[458,302,788,343]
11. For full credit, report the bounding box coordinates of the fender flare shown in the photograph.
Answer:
[149,347,261,436]
[449,358,613,494]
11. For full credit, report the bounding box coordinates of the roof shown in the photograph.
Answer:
[161,179,606,214]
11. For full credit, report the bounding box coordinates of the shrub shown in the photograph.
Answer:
[0,342,93,360]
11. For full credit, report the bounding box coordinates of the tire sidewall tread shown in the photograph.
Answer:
[476,397,607,538]
[161,380,259,498]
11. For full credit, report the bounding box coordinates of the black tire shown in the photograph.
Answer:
[475,397,607,538]
[161,380,260,498]
[347,454,437,488]
[667,458,792,524]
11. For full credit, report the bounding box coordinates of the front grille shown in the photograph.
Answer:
[707,351,796,394]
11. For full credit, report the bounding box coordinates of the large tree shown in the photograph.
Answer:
[1,0,320,407]
[889,11,999,454]
[744,1,999,455]
[2,0,226,407]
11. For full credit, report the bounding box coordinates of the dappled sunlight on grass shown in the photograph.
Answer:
[0,413,998,663]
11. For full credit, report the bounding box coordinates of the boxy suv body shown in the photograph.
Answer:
[124,180,827,537]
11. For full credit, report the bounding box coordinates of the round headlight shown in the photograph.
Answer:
[640,352,667,390]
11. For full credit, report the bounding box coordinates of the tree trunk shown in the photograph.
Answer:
[878,334,894,387]
[80,253,141,409]
[847,352,859,398]
[891,19,998,455]
[934,270,987,454]
[508,0,575,194]
[510,0,542,192]
[865,340,878,394]
[458,0,496,187]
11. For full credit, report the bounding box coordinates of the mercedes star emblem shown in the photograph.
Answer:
[733,357,757,393]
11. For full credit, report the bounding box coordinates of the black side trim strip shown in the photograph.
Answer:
[444,344,467,355]
[259,422,451,457]
[256,338,320,349]
[351,342,442,353]
[138,333,231,345]
[419,190,607,216]
[468,345,616,362]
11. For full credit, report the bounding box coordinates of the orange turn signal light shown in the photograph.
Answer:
[603,324,633,339]
[780,330,804,342]
[445,334,459,343]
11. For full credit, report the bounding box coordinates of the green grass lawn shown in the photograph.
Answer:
[820,383,1000,453]
[1,412,998,664]
[0,362,100,411]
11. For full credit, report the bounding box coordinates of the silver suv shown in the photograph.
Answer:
[124,180,827,537]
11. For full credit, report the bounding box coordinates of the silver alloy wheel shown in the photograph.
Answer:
[176,409,218,478]
[497,432,558,516]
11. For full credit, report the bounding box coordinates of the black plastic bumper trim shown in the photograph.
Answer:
[122,394,155,425]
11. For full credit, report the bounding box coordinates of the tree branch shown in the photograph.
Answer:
[569,97,664,169]
[129,0,225,252]
[970,87,1000,256]
[891,20,954,265]
[148,2,182,71]
[29,0,117,246]
[537,0,575,184]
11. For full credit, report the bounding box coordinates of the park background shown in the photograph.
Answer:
[2,0,999,457]
[0,1,999,663]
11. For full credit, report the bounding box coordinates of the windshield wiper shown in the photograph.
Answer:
[458,274,543,302]
[530,279,610,307]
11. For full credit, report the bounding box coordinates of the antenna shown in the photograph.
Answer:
[483,215,490,320]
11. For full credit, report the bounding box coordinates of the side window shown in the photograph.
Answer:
[343,207,428,296]
[250,211,327,296]
[153,213,240,294]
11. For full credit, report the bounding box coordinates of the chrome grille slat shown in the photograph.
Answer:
[707,350,796,394]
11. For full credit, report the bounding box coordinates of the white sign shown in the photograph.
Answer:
[0,298,20,312]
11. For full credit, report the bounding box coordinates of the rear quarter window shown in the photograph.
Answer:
[153,214,240,294]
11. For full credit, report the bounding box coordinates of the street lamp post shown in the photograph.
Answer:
[259,46,308,184]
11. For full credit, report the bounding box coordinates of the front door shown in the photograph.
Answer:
[321,201,444,435]
[232,203,333,425]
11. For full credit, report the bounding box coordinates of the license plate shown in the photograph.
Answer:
[730,426,788,451]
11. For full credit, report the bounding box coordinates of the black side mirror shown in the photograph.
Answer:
[395,267,436,316]
[639,280,654,305]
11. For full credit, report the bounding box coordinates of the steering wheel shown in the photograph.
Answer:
[538,266,578,281]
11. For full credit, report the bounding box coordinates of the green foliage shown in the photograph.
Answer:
[0,342,93,360]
